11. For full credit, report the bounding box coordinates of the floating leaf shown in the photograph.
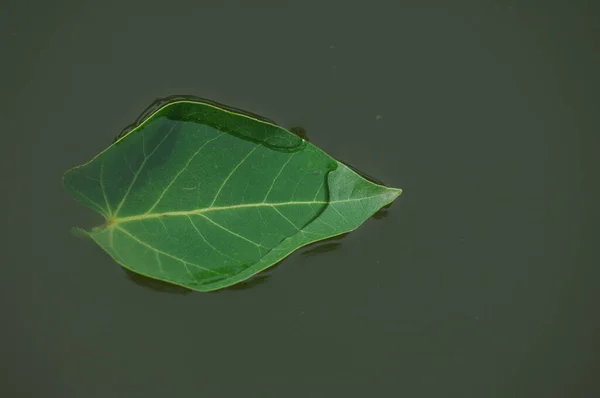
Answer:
[63,100,402,291]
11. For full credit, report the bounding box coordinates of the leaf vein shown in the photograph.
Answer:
[112,194,387,225]
[100,162,112,216]
[187,215,240,264]
[198,214,265,249]
[270,206,300,230]
[330,204,350,224]
[146,132,224,214]
[115,226,222,275]
[262,153,296,202]
[72,188,109,218]
[155,252,164,274]
[114,123,178,217]
[181,260,199,282]
[209,144,261,207]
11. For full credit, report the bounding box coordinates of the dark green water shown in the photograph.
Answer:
[4,1,599,396]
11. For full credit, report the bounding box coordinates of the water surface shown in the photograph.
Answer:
[3,1,599,397]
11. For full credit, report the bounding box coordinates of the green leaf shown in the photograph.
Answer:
[63,100,402,291]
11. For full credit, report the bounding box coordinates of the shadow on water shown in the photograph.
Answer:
[300,233,349,256]
[289,126,310,142]
[371,202,397,220]
[123,269,193,295]
[115,96,399,294]
[215,270,277,292]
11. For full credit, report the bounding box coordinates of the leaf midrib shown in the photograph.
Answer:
[105,194,390,227]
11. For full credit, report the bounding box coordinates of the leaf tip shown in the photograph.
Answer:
[384,187,403,203]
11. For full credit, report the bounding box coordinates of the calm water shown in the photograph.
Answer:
[5,1,599,397]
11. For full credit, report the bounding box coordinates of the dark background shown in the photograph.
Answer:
[3,0,599,396]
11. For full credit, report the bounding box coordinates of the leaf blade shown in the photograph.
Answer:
[64,100,402,291]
